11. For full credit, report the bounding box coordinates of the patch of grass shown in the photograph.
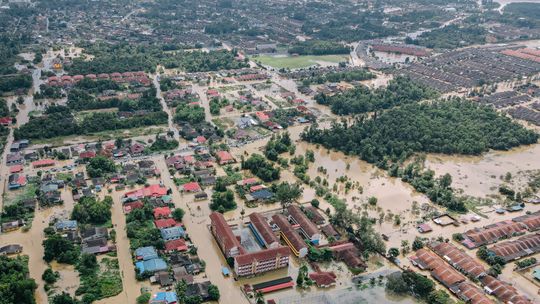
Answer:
[254,54,349,69]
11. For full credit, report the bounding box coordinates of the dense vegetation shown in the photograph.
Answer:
[241,154,281,182]
[43,233,80,264]
[67,86,161,112]
[386,270,454,304]
[303,99,538,164]
[14,105,168,140]
[288,40,350,55]
[303,99,538,211]
[315,76,437,115]
[300,69,375,85]
[125,200,164,250]
[66,43,248,74]
[0,255,37,304]
[174,104,205,124]
[411,24,487,49]
[210,189,237,212]
[86,156,116,178]
[76,255,123,304]
[71,196,113,225]
[0,74,32,94]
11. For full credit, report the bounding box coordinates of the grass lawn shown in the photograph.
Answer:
[253,54,349,69]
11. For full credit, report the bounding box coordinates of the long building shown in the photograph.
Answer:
[411,249,466,289]
[209,212,290,277]
[430,242,486,279]
[488,233,540,262]
[272,214,308,258]
[513,211,540,231]
[287,205,321,244]
[234,246,290,277]
[480,275,531,304]
[209,212,245,258]
[249,212,279,249]
[462,220,527,249]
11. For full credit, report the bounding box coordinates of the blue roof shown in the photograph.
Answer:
[222,266,230,276]
[251,189,273,200]
[160,226,185,241]
[135,246,158,261]
[135,258,167,273]
[153,292,177,304]
[55,220,77,230]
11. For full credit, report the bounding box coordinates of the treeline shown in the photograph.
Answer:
[301,69,375,85]
[0,74,32,93]
[0,255,37,304]
[66,43,248,74]
[315,76,437,115]
[288,40,350,55]
[303,99,538,164]
[67,86,162,112]
[410,24,487,49]
[14,105,167,140]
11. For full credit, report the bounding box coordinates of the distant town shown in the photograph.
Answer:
[0,1,540,304]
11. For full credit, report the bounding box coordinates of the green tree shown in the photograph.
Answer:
[275,182,303,211]
[172,208,185,222]
[208,284,220,301]
[86,156,116,178]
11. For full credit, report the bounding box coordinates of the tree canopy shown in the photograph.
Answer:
[315,76,437,115]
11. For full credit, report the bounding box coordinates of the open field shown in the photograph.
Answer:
[253,54,349,69]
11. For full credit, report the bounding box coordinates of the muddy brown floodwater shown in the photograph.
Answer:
[426,143,540,198]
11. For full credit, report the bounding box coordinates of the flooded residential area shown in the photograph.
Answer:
[1,1,540,304]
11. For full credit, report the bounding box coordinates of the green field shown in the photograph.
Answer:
[254,54,349,69]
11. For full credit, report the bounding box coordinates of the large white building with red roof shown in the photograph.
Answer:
[209,212,290,277]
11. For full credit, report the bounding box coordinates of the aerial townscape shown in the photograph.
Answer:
[1,0,540,304]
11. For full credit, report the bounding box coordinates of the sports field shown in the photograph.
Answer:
[254,54,349,69]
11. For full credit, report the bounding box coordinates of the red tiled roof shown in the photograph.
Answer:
[480,275,531,304]
[154,218,178,229]
[182,182,201,192]
[272,214,306,255]
[0,117,13,125]
[413,249,466,288]
[457,282,494,304]
[125,184,168,199]
[287,205,319,238]
[250,185,265,192]
[489,233,540,261]
[430,242,486,278]
[165,239,188,252]
[216,151,234,163]
[234,246,290,266]
[464,221,527,247]
[309,271,336,287]
[123,201,144,213]
[79,151,96,159]
[9,165,23,173]
[32,159,55,167]
[249,212,279,247]
[153,207,171,219]
[241,178,258,185]
[513,211,540,231]
[256,281,294,294]
[210,212,246,256]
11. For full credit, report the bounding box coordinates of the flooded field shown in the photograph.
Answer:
[426,143,540,197]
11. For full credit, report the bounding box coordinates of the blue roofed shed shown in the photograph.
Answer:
[135,258,167,273]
